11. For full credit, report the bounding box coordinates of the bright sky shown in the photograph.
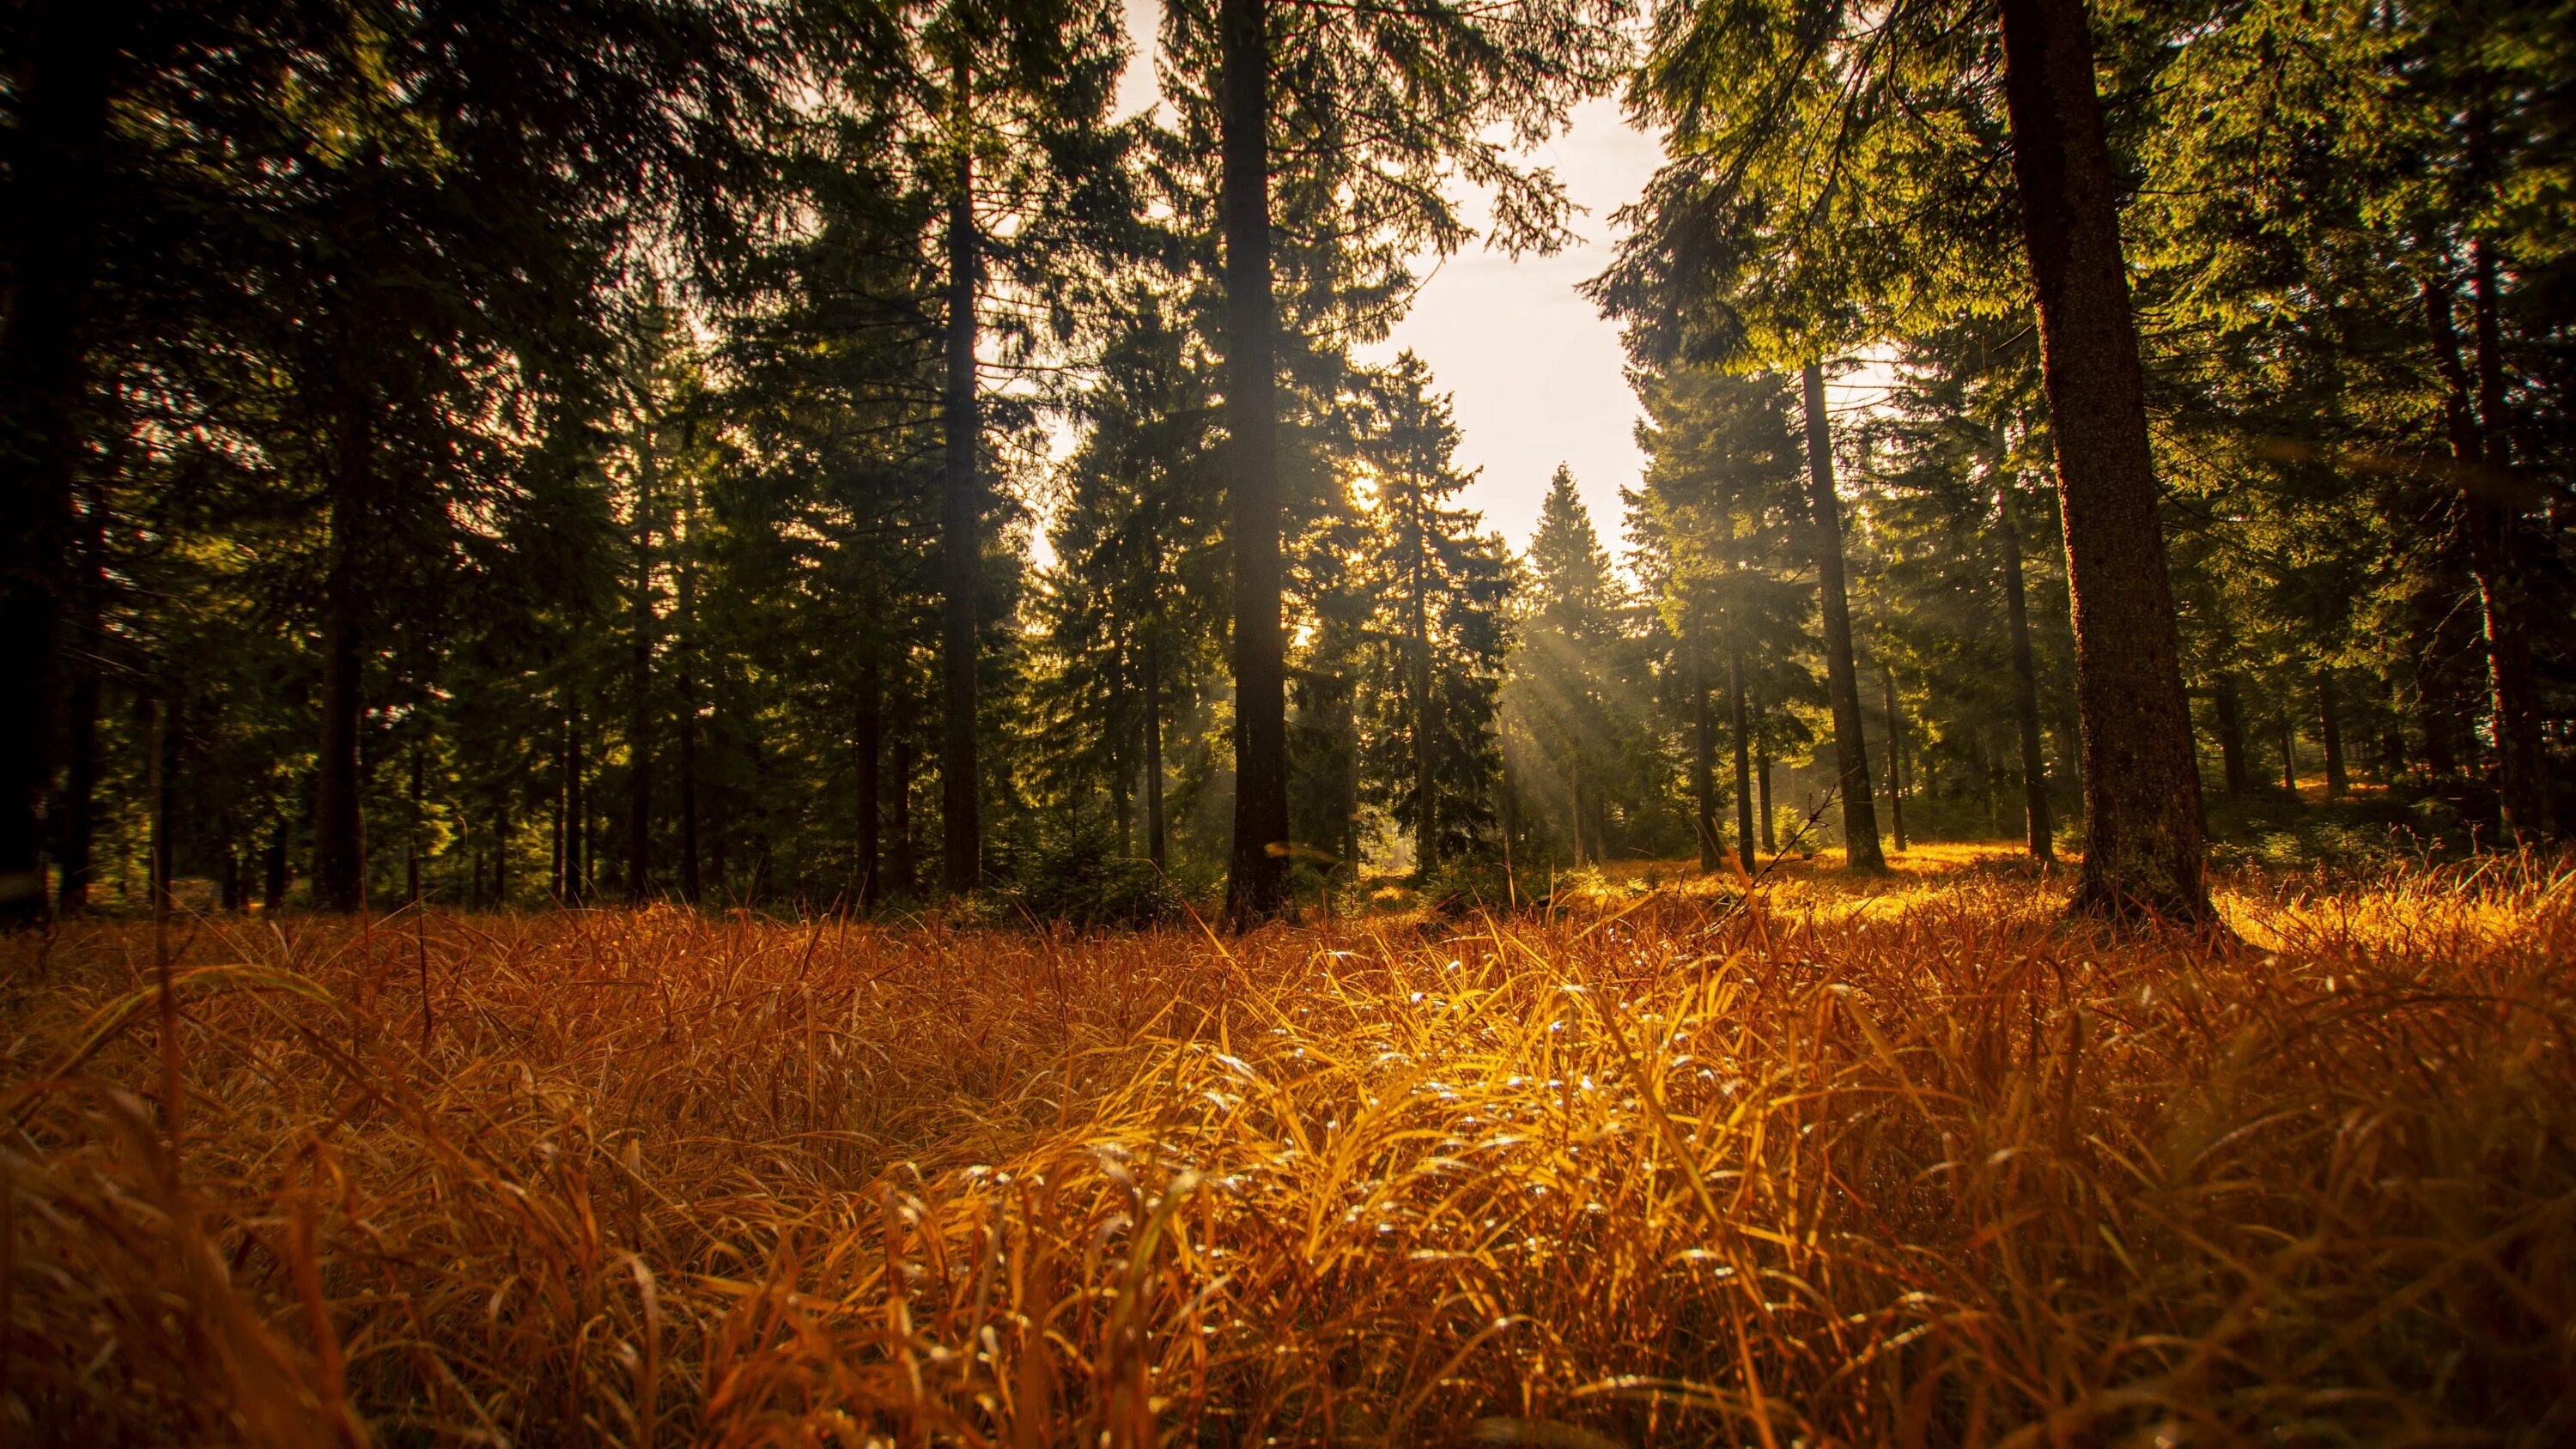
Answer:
[1106,6,1893,559]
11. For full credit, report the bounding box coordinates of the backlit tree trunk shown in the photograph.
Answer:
[1801,363,1884,870]
[1220,0,1290,925]
[1692,617,1718,872]
[1729,643,1755,870]
[1996,471,2055,861]
[941,61,984,896]
[628,436,655,904]
[1998,0,2210,921]
[1880,669,1910,852]
[1144,631,1168,870]
[855,635,881,908]
[2318,671,2347,801]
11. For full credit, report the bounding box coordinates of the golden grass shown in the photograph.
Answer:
[3,856,2571,1446]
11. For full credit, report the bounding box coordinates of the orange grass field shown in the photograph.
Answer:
[3,853,2572,1446]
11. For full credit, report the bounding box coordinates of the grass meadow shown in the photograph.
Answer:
[3,848,2570,1445]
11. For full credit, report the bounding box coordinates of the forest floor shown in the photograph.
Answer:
[3,847,2570,1446]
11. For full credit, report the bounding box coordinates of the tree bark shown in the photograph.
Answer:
[1144,631,1168,870]
[677,512,701,905]
[2214,675,2249,797]
[0,0,118,925]
[940,70,984,898]
[2318,671,2348,802]
[565,702,586,906]
[492,805,509,906]
[1692,620,1719,872]
[264,824,289,912]
[890,713,918,899]
[313,409,371,914]
[2466,243,2548,835]
[1407,480,1437,878]
[629,442,655,904]
[53,479,102,913]
[407,741,424,906]
[855,636,882,907]
[1568,768,1586,866]
[1800,363,1885,870]
[1220,0,1290,925]
[552,712,568,900]
[1996,472,2055,860]
[1755,715,1775,854]
[1880,668,1911,853]
[1729,644,1755,870]
[1997,0,2210,921]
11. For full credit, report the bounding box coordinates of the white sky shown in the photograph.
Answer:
[1104,5,1899,559]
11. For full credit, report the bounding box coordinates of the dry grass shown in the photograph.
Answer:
[3,855,2571,1446]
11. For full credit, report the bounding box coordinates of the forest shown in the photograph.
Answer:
[1,0,2571,1443]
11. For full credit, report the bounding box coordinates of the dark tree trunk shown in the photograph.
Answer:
[551,713,568,900]
[677,569,701,905]
[629,453,655,904]
[890,724,918,900]
[1568,769,1586,866]
[1801,362,1884,870]
[2318,671,2348,801]
[492,806,508,906]
[1145,632,1168,870]
[2215,675,2250,797]
[1219,0,1289,925]
[1881,669,1911,853]
[1998,0,2209,921]
[940,65,984,897]
[2416,279,2484,785]
[0,1,117,925]
[565,704,587,906]
[149,700,173,912]
[53,494,101,912]
[1996,475,2055,860]
[855,638,881,907]
[1729,644,1755,870]
[2280,714,2298,795]
[313,411,371,914]
[2466,243,2548,835]
[407,741,424,906]
[1692,621,1718,872]
[264,825,288,912]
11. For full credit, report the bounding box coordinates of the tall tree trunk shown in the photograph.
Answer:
[2416,278,2484,786]
[552,712,568,900]
[493,805,508,906]
[1219,0,1289,925]
[1692,620,1718,872]
[2318,670,2347,801]
[1801,362,1885,870]
[0,0,117,925]
[264,824,288,912]
[1996,473,2055,860]
[313,409,371,914]
[2215,675,2249,797]
[406,741,424,906]
[1408,489,1436,878]
[890,719,918,899]
[565,703,586,906]
[1755,713,1775,854]
[1145,631,1168,870]
[53,478,102,912]
[2280,713,2298,795]
[1729,643,1755,870]
[1568,768,1586,866]
[628,442,655,904]
[1998,0,2209,921]
[940,59,983,897]
[1880,668,1910,853]
[677,516,701,905]
[2466,242,2548,835]
[855,636,881,907]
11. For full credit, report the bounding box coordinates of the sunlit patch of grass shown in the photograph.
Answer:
[3,854,2570,1445]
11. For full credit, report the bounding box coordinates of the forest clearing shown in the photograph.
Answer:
[2,0,2569,1440]
[4,851,2571,1444]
